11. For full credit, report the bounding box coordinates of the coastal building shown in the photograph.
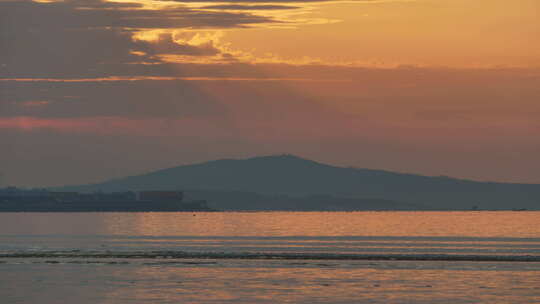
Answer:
[0,188,212,212]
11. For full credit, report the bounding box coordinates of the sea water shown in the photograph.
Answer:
[1,212,539,303]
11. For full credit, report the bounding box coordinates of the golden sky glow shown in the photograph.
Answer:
[122,0,540,67]
[1,0,540,186]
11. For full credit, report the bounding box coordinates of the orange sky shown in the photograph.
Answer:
[228,0,539,67]
[126,0,540,67]
[1,0,540,186]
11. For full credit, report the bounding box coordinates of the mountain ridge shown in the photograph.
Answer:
[58,154,540,210]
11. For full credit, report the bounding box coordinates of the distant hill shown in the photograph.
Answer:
[59,155,540,210]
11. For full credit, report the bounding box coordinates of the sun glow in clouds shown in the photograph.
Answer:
[1,0,540,185]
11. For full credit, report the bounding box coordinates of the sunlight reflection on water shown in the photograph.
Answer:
[1,212,539,256]
[1,212,539,303]
[1,211,539,237]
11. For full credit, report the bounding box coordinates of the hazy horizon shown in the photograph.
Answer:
[4,153,540,188]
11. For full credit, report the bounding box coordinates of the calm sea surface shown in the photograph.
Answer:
[1,212,539,303]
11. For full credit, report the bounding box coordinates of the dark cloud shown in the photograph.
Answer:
[0,0,278,78]
[201,4,301,10]
[0,27,150,78]
[168,0,372,2]
[0,0,275,30]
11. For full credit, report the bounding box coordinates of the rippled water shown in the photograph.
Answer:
[1,212,539,256]
[1,212,539,303]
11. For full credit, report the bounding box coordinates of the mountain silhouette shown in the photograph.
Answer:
[60,155,540,210]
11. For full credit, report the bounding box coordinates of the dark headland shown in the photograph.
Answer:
[48,155,540,211]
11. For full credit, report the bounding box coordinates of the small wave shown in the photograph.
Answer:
[1,251,539,262]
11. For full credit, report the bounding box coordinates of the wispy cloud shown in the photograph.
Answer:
[200,4,301,10]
